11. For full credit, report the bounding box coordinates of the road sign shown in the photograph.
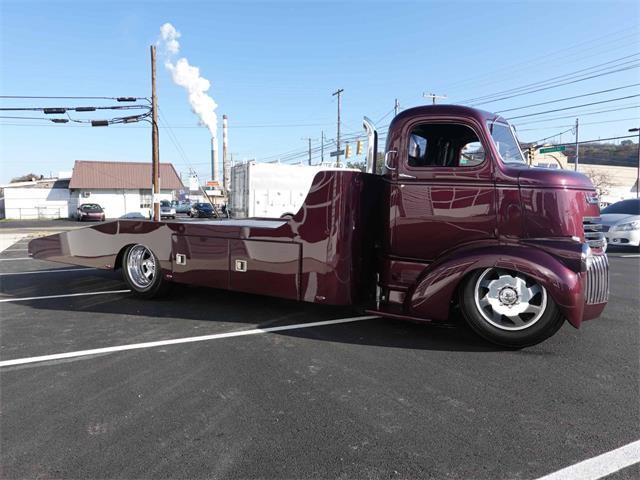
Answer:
[207,181,220,187]
[329,150,345,157]
[539,145,566,154]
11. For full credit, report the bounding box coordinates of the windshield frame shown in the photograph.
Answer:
[487,120,527,165]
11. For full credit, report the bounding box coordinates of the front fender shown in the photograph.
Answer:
[406,245,584,328]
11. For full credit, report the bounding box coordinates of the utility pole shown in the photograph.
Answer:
[629,127,640,198]
[394,98,400,116]
[150,45,160,222]
[301,137,317,166]
[574,118,579,172]
[422,92,447,105]
[223,114,229,194]
[332,89,344,167]
[321,130,325,164]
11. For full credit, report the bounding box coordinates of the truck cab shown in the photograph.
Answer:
[367,105,607,346]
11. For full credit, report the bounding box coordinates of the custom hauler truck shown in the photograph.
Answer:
[29,105,609,348]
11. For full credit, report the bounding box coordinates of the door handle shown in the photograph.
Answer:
[384,150,397,171]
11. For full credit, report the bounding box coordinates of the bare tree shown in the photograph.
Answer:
[583,168,613,196]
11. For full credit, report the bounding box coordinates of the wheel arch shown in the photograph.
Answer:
[113,243,137,271]
[405,245,584,328]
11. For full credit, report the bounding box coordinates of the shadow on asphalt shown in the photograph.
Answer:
[11,271,503,354]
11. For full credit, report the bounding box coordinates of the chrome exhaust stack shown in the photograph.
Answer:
[363,116,378,174]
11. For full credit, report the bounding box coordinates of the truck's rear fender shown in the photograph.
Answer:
[28,220,175,274]
[406,245,584,328]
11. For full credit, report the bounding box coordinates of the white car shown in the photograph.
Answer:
[160,200,176,220]
[601,198,640,250]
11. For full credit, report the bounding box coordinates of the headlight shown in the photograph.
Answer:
[614,221,640,231]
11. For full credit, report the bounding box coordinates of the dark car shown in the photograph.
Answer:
[189,202,215,218]
[77,203,105,222]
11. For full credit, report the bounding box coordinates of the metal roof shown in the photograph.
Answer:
[69,161,184,190]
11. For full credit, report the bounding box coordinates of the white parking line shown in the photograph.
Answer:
[0,257,32,261]
[0,289,130,303]
[0,268,96,276]
[620,254,640,258]
[3,249,28,252]
[0,316,378,367]
[535,439,640,480]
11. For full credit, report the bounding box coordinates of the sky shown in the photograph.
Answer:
[1,0,639,184]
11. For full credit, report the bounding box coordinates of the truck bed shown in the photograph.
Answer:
[29,171,380,306]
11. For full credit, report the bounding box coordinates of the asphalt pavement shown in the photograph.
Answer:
[0,229,638,479]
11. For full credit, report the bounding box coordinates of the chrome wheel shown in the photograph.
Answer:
[126,245,156,290]
[473,268,547,331]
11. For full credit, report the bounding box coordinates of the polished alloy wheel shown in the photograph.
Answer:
[126,245,156,290]
[473,268,547,331]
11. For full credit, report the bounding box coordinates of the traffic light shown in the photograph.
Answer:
[528,146,536,164]
[345,143,351,159]
[356,140,363,155]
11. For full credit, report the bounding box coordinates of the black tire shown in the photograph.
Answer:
[122,244,171,298]
[459,267,564,348]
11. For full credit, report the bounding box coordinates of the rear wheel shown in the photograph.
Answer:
[122,244,171,298]
[460,268,564,348]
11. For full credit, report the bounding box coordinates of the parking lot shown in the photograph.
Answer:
[1,222,638,479]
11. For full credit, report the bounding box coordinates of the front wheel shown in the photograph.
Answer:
[460,268,564,348]
[122,244,171,298]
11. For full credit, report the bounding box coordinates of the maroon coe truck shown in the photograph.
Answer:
[29,105,609,347]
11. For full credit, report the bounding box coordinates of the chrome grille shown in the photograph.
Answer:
[586,254,609,304]
[583,216,606,249]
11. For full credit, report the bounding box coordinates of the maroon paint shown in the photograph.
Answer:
[29,104,608,331]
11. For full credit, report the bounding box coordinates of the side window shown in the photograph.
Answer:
[407,123,485,168]
[408,133,428,167]
[459,141,485,166]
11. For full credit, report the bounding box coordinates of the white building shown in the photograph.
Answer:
[0,177,71,220]
[68,161,185,219]
[0,161,186,220]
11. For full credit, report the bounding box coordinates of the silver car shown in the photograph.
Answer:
[601,198,640,251]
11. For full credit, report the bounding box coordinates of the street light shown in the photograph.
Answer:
[629,128,639,199]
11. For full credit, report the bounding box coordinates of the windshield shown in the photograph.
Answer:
[198,203,213,210]
[81,204,102,211]
[488,121,526,165]
[160,200,171,207]
[601,199,640,215]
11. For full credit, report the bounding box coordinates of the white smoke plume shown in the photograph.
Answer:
[159,23,218,138]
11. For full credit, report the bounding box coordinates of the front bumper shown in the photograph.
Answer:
[605,229,640,247]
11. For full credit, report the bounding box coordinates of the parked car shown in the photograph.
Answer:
[172,200,192,214]
[77,203,105,222]
[160,200,176,219]
[601,198,640,250]
[189,202,215,218]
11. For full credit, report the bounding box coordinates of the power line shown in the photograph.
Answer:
[506,94,640,120]
[0,95,145,101]
[517,117,640,131]
[513,104,640,126]
[459,52,640,104]
[532,127,575,145]
[496,83,640,114]
[0,105,149,112]
[459,62,640,109]
[444,26,640,93]
[547,134,637,146]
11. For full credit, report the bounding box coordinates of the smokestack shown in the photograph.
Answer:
[211,137,219,182]
[223,114,229,193]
